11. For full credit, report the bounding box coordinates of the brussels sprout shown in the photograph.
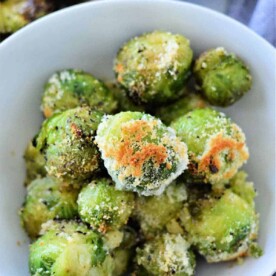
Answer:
[42,69,118,118]
[136,233,195,276]
[180,187,260,262]
[95,111,188,196]
[104,226,137,275]
[106,82,145,112]
[114,31,193,105]
[78,178,135,233]
[171,108,249,185]
[112,248,131,276]
[20,177,79,239]
[29,220,108,276]
[154,93,207,125]
[194,47,252,106]
[135,181,187,237]
[36,107,103,183]
[24,139,46,186]
[229,170,256,208]
[0,0,53,34]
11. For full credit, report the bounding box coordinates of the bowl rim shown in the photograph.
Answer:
[0,0,275,54]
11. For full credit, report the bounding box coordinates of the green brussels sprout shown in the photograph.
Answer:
[112,248,131,276]
[95,111,189,196]
[136,233,195,276]
[106,82,145,112]
[20,177,79,239]
[104,226,137,275]
[77,178,135,233]
[24,139,46,186]
[180,187,260,262]
[114,31,193,105]
[0,0,53,34]
[194,47,252,106]
[42,69,118,118]
[29,220,108,276]
[171,108,249,185]
[36,107,103,183]
[135,181,187,237]
[228,170,256,207]
[154,93,208,125]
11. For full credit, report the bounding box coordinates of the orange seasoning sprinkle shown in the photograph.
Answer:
[199,133,248,177]
[116,63,124,73]
[105,120,168,178]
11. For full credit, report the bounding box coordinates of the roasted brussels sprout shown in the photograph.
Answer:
[0,0,53,34]
[180,186,260,262]
[171,108,249,185]
[104,227,137,275]
[136,233,195,276]
[229,170,256,207]
[154,93,207,125]
[135,181,187,237]
[24,139,46,186]
[194,47,252,106]
[36,107,103,183]
[29,220,109,275]
[95,111,188,196]
[20,177,79,239]
[78,178,135,233]
[42,69,118,118]
[114,31,193,105]
[106,82,145,112]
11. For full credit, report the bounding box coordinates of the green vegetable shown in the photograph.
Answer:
[136,233,195,276]
[24,139,46,186]
[20,177,79,239]
[229,170,256,207]
[180,187,260,262]
[78,178,135,233]
[135,181,187,238]
[42,69,117,118]
[171,108,249,185]
[36,107,103,183]
[114,31,193,104]
[95,111,188,196]
[106,82,145,112]
[154,93,207,125]
[0,0,53,34]
[194,47,252,106]
[29,220,108,276]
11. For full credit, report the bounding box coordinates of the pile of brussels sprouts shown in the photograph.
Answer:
[20,31,262,276]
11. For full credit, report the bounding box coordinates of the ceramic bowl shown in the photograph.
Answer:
[0,0,275,275]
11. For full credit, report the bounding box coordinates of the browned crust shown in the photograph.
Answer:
[198,133,248,180]
[43,106,53,118]
[104,120,168,177]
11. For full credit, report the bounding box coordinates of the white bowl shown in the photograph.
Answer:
[0,0,275,275]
